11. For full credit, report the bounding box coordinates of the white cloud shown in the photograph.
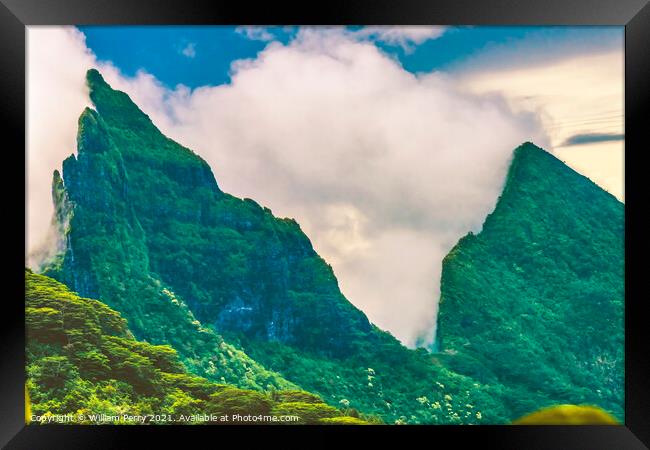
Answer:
[351,26,447,51]
[236,26,275,42]
[181,42,196,58]
[234,26,448,49]
[27,26,548,347]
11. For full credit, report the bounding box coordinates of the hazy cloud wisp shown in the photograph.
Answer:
[235,26,276,42]
[180,42,197,58]
[351,26,448,51]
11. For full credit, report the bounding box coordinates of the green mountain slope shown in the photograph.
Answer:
[38,69,623,424]
[26,269,373,424]
[43,116,294,391]
[435,142,624,420]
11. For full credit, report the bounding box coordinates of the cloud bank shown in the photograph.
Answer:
[27,26,547,347]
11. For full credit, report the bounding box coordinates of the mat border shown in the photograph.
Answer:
[2,0,648,448]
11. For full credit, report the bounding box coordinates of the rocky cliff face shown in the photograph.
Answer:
[45,69,372,360]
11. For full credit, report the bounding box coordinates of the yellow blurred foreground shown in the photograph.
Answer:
[513,405,619,425]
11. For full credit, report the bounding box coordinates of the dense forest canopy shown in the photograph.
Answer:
[26,269,376,425]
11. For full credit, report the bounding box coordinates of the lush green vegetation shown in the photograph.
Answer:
[237,334,508,424]
[26,269,372,425]
[37,70,623,425]
[436,142,624,421]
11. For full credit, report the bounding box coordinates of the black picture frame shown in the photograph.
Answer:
[2,0,648,448]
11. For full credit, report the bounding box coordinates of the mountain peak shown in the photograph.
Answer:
[511,141,550,163]
[77,68,220,192]
[84,68,156,133]
[505,141,593,195]
[86,68,107,90]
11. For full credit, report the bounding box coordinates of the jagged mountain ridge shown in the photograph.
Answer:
[47,69,373,358]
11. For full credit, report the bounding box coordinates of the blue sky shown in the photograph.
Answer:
[78,26,296,88]
[79,25,622,90]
